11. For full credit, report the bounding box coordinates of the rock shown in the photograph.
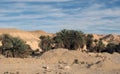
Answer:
[64,66,70,70]
[42,65,49,70]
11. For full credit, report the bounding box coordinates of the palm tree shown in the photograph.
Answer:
[115,43,120,53]
[11,37,29,57]
[0,34,30,58]
[54,29,85,50]
[97,40,105,52]
[53,29,68,48]
[0,34,13,56]
[39,35,54,52]
[86,34,94,50]
[104,43,116,53]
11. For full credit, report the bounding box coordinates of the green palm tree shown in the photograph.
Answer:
[54,29,85,50]
[86,34,94,50]
[0,34,13,55]
[39,35,54,52]
[0,34,30,58]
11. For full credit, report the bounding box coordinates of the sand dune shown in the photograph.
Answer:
[30,30,53,37]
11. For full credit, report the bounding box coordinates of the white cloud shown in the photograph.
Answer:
[110,0,120,3]
[50,3,120,33]
[0,3,65,21]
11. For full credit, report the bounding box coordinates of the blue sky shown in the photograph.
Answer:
[0,0,120,34]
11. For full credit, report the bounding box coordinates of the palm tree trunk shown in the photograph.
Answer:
[12,49,15,58]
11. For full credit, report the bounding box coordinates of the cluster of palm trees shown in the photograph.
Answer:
[39,29,86,52]
[40,29,120,54]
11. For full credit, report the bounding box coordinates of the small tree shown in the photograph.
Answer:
[102,43,120,54]
[0,34,13,55]
[39,35,54,52]
[115,43,120,53]
[53,36,64,48]
[86,34,94,50]
[97,40,105,52]
[103,43,116,54]
[0,34,31,58]
[89,39,105,52]
[11,37,30,57]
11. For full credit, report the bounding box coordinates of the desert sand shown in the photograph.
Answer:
[0,28,120,74]
[0,49,120,74]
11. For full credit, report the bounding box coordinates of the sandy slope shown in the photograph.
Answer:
[0,48,120,74]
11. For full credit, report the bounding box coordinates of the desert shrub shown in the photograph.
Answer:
[115,43,120,53]
[104,43,116,53]
[0,34,32,58]
[53,35,64,49]
[54,29,85,50]
[96,40,105,52]
[86,34,94,50]
[89,39,105,52]
[39,35,54,52]
[102,43,120,54]
[73,59,79,64]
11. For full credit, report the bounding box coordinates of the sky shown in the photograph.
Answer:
[0,0,120,34]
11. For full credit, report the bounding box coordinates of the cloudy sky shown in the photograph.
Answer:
[0,0,120,34]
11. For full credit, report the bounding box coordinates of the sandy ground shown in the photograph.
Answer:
[0,49,120,74]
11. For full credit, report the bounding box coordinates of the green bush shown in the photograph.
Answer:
[54,29,85,50]
[115,43,120,53]
[102,43,120,54]
[0,34,32,58]
[88,39,105,52]
[86,34,94,50]
[39,35,54,52]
